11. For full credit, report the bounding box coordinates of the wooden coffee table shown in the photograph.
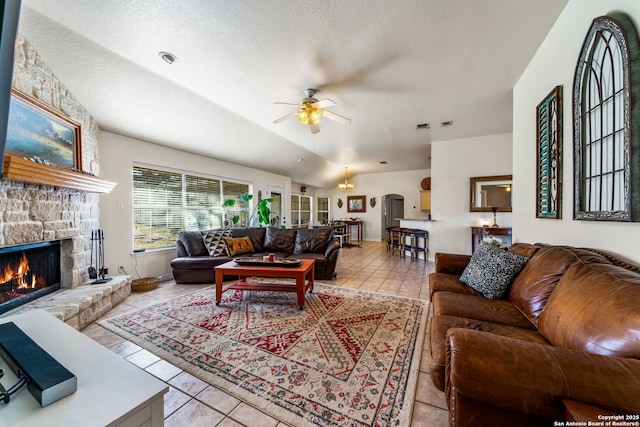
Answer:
[214,259,315,309]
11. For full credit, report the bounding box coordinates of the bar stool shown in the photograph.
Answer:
[389,227,405,255]
[402,228,428,260]
[385,226,398,251]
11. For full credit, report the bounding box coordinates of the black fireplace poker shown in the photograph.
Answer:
[89,229,112,285]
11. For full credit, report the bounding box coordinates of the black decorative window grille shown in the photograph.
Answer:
[573,13,640,221]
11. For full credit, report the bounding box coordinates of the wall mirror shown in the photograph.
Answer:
[470,175,513,212]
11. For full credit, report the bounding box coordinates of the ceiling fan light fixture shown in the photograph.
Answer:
[297,103,323,126]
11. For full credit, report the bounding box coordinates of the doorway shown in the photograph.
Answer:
[381,194,404,238]
[267,185,285,227]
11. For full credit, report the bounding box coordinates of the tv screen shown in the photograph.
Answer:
[0,0,21,176]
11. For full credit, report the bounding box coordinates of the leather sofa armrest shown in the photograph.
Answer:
[324,237,340,259]
[435,253,472,275]
[176,240,187,257]
[446,328,640,421]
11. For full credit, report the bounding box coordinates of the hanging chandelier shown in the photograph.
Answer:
[338,167,354,192]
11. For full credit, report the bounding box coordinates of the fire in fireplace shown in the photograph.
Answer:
[0,241,61,315]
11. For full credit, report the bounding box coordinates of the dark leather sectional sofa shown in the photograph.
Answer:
[429,243,640,426]
[170,227,340,283]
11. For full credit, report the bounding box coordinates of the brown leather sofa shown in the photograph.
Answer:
[429,243,640,426]
[170,227,340,283]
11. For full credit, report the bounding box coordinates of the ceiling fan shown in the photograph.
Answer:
[273,89,351,134]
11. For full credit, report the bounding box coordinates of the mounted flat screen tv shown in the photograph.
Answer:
[0,0,21,176]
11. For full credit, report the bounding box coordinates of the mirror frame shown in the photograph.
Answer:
[470,175,513,212]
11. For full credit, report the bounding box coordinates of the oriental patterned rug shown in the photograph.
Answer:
[100,283,428,427]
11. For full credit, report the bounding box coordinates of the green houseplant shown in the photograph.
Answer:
[222,193,276,227]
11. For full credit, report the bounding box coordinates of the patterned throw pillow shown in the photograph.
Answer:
[202,230,231,257]
[460,241,529,299]
[223,236,254,256]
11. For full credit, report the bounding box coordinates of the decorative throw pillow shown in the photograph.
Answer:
[460,241,529,299]
[223,236,254,256]
[202,230,231,257]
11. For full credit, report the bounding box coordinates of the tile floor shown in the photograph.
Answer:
[82,240,449,426]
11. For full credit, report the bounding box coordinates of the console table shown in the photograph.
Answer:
[343,220,363,247]
[0,310,167,427]
[471,226,512,252]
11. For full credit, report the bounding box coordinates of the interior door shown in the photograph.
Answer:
[267,185,285,227]
[381,194,404,238]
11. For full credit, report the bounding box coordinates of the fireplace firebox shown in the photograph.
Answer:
[0,241,61,315]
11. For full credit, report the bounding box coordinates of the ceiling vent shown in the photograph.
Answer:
[440,121,453,127]
[416,123,430,130]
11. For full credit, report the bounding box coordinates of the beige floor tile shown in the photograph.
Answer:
[168,371,210,397]
[108,340,142,358]
[195,385,241,415]
[164,398,225,427]
[411,401,449,427]
[216,418,246,427]
[229,402,279,427]
[145,359,183,381]
[164,386,191,417]
[415,372,447,410]
[125,348,161,369]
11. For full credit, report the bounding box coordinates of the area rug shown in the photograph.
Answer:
[100,283,428,426]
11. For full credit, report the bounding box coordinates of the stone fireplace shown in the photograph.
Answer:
[0,35,128,328]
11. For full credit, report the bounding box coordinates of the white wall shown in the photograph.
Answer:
[513,0,640,263]
[314,169,431,242]
[430,133,513,257]
[99,131,291,279]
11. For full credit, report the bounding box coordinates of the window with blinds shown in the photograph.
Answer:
[132,165,249,250]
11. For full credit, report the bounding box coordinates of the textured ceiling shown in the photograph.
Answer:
[18,0,568,188]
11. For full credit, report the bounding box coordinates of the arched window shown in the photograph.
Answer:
[573,13,640,221]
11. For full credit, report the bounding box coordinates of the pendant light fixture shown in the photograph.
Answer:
[338,167,354,192]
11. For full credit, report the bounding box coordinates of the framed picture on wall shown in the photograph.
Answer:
[5,88,82,170]
[347,195,366,212]
[536,85,562,219]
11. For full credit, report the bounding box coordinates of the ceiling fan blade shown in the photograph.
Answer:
[310,123,320,134]
[322,110,351,125]
[313,99,336,109]
[273,111,298,124]
[274,101,301,107]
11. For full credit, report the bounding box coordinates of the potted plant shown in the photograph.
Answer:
[222,193,276,227]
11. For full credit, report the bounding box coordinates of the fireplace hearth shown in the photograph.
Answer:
[0,241,61,315]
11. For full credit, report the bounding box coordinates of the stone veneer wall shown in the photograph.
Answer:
[0,35,101,288]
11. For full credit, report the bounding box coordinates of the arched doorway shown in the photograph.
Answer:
[381,194,404,239]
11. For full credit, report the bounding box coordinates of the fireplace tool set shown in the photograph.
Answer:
[89,230,111,284]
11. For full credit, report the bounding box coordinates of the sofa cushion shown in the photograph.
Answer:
[223,236,254,256]
[433,292,535,330]
[231,228,266,252]
[202,230,231,257]
[429,314,550,391]
[509,246,613,326]
[263,227,296,253]
[178,231,209,256]
[429,273,483,300]
[460,241,529,299]
[294,227,333,254]
[538,261,640,359]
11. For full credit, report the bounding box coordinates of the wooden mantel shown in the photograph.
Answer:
[3,155,117,193]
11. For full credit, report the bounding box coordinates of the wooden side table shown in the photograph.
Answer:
[471,226,512,252]
[343,220,363,247]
